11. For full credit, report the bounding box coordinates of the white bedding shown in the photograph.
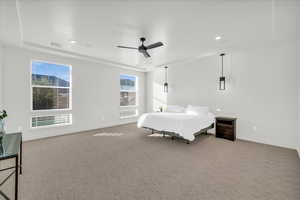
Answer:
[137,112,215,141]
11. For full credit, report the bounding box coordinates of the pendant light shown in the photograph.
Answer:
[164,66,168,93]
[219,53,226,90]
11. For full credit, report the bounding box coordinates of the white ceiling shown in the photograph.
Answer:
[1,0,299,71]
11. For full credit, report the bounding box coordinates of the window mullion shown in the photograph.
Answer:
[32,85,70,89]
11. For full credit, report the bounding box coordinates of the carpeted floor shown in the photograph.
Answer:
[15,123,300,200]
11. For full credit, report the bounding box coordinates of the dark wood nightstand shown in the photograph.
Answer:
[215,117,237,141]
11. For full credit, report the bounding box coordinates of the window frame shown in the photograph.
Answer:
[120,74,138,108]
[31,113,73,129]
[120,109,139,119]
[120,74,138,118]
[30,59,73,112]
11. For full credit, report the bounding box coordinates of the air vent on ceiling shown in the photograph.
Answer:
[50,42,62,48]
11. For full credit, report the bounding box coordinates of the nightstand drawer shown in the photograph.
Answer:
[216,130,234,137]
[216,126,233,135]
[216,131,235,141]
[216,126,233,133]
[217,124,233,129]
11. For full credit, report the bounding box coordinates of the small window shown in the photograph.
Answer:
[120,74,137,106]
[31,114,72,128]
[120,74,138,118]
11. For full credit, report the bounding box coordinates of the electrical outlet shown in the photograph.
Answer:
[253,126,257,131]
[216,108,221,112]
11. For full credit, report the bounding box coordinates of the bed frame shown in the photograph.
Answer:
[143,123,215,144]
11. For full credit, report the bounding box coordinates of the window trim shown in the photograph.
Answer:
[30,59,73,112]
[120,74,138,118]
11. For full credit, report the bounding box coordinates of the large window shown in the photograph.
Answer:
[120,74,138,118]
[32,61,71,110]
[31,60,72,128]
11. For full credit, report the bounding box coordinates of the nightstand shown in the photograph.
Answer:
[215,117,237,141]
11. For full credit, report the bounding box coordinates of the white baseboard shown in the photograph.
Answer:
[23,120,137,141]
[210,131,300,158]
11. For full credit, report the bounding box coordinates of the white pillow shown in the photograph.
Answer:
[165,105,185,113]
[185,105,209,116]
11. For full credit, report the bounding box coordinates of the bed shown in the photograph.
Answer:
[137,105,215,143]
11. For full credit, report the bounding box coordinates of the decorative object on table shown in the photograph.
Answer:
[219,53,226,90]
[0,110,7,137]
[0,137,3,155]
[163,66,168,93]
[159,106,163,112]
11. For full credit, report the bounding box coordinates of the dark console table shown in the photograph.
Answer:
[0,132,22,200]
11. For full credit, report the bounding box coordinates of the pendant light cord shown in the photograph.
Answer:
[221,55,223,77]
[220,53,225,77]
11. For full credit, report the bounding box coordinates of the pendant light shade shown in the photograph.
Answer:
[219,53,226,90]
[219,76,225,90]
[164,66,168,93]
[164,82,168,93]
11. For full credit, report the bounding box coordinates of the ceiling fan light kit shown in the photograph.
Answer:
[117,37,164,58]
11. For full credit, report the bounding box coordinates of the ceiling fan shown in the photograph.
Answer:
[117,37,163,58]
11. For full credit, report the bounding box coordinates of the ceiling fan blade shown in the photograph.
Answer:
[146,42,163,49]
[117,46,138,50]
[142,51,151,58]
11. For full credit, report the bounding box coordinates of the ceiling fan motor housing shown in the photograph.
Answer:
[140,37,146,43]
[117,37,163,58]
[138,37,147,52]
[138,45,147,52]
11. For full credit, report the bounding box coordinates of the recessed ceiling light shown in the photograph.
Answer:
[69,40,77,44]
[215,36,222,40]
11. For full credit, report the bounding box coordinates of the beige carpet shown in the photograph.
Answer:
[16,123,300,200]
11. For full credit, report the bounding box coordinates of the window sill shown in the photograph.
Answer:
[31,108,72,113]
[120,115,138,119]
[120,105,138,108]
[31,123,72,130]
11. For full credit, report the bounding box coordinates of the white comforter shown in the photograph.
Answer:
[137,112,215,141]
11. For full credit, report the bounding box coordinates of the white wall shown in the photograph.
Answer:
[0,44,3,108]
[297,39,300,156]
[146,69,168,112]
[148,42,298,149]
[1,45,146,140]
